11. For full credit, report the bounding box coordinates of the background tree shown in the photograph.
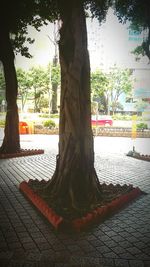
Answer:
[17,68,31,112]
[91,67,132,115]
[48,21,60,114]
[91,69,109,113]
[17,65,60,114]
[113,0,150,62]
[0,67,5,105]
[109,67,133,114]
[51,62,60,114]
[135,99,149,112]
[0,0,50,153]
[28,66,50,113]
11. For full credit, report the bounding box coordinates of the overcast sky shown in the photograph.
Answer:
[15,8,149,71]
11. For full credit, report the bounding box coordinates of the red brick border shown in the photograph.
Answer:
[19,180,143,232]
[0,149,44,159]
[19,181,64,229]
[132,155,150,162]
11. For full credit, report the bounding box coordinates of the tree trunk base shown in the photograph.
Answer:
[27,178,141,220]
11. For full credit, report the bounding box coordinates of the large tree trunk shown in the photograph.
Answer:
[0,29,20,153]
[42,2,102,212]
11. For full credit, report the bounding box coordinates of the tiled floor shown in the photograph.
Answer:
[0,152,150,266]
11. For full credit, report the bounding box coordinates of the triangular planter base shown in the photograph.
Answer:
[127,154,150,162]
[19,180,143,232]
[0,149,44,159]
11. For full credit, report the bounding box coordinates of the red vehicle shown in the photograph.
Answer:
[91,115,113,127]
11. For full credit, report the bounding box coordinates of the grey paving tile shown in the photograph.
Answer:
[118,241,133,249]
[96,245,112,254]
[129,259,145,267]
[134,253,150,260]
[111,246,127,255]
[126,247,143,255]
[114,259,130,267]
[8,242,23,250]
[142,247,150,256]
[22,242,39,250]
[0,251,13,261]
[0,152,150,266]
[144,261,150,267]
[102,251,119,258]
[25,251,42,262]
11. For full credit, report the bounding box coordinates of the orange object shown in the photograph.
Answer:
[19,121,29,134]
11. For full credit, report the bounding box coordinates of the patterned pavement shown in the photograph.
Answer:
[0,151,150,267]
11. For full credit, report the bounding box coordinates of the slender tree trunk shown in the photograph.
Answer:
[43,2,102,211]
[51,82,58,113]
[0,29,20,153]
[51,56,58,114]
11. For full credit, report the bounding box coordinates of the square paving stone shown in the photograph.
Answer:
[129,259,145,267]
[103,240,118,248]
[111,246,127,255]
[144,261,150,267]
[118,241,133,249]
[37,242,54,251]
[98,257,115,267]
[26,251,42,262]
[126,247,142,255]
[114,259,130,267]
[8,242,23,249]
[102,251,119,258]
[89,239,104,247]
[96,245,112,254]
[22,242,38,250]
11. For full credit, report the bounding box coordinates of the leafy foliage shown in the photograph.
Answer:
[113,0,150,61]
[109,67,133,113]
[16,65,61,113]
[137,122,148,130]
[51,64,60,85]
[43,119,56,128]
[27,66,50,112]
[17,68,31,111]
[0,0,57,58]
[91,67,133,114]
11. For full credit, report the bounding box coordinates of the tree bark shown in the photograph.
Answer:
[42,2,102,211]
[0,29,20,153]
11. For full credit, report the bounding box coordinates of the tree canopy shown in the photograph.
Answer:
[113,0,150,61]
[0,0,54,58]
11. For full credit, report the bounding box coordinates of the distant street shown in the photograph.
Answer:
[0,127,149,156]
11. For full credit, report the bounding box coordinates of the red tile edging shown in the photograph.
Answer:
[19,181,64,229]
[19,181,142,232]
[0,149,44,159]
[72,187,142,231]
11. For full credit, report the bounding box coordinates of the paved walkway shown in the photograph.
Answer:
[0,151,150,267]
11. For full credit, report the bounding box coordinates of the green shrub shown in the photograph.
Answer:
[39,113,50,118]
[112,114,143,121]
[0,120,5,127]
[50,114,59,118]
[43,119,56,129]
[137,122,148,130]
[39,113,59,119]
[112,114,132,120]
